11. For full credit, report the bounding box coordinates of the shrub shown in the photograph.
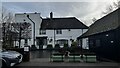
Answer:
[69,46,81,53]
[64,44,69,48]
[54,44,60,49]
[61,44,69,52]
[46,44,53,49]
[71,41,77,46]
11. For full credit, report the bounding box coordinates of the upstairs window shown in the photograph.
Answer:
[56,29,62,34]
[40,30,46,35]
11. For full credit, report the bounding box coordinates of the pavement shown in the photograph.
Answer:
[14,58,120,68]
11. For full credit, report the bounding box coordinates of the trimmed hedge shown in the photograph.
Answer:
[64,44,69,48]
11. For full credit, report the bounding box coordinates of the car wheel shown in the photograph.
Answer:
[2,60,7,68]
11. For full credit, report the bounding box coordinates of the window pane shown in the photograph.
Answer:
[57,39,68,45]
[40,30,46,35]
[56,29,62,34]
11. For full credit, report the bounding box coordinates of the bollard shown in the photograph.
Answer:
[23,46,30,62]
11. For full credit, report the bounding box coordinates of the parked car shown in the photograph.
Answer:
[0,49,23,68]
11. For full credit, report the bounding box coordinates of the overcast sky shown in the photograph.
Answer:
[1,0,118,26]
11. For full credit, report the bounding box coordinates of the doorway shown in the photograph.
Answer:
[36,37,47,49]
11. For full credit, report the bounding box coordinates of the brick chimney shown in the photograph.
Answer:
[50,12,53,19]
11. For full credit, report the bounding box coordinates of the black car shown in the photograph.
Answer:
[0,49,23,68]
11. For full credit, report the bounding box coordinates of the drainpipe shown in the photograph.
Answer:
[81,29,83,58]
[27,15,35,46]
[50,12,55,47]
[54,28,55,47]
[19,23,22,48]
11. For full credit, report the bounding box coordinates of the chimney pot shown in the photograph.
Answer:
[35,12,37,14]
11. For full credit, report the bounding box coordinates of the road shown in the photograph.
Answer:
[14,58,120,68]
[12,50,120,68]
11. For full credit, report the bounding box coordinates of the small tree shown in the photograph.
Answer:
[64,43,69,48]
[102,1,120,16]
[71,40,77,47]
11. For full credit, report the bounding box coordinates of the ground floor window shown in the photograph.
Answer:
[40,30,46,35]
[36,37,47,49]
[56,39,68,46]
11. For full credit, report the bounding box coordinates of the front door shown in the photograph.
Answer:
[36,37,47,49]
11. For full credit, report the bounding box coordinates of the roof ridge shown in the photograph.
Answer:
[43,17,76,19]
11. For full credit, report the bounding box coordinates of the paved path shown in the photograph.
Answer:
[15,58,120,68]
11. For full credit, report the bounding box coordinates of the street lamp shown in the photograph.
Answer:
[27,15,35,46]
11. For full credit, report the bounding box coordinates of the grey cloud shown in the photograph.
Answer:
[2,2,91,17]
[2,1,115,26]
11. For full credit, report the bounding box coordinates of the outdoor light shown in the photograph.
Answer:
[0,40,3,42]
[106,34,109,37]
[111,41,114,43]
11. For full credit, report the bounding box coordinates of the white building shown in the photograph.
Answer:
[15,12,42,48]
[0,24,2,49]
[37,12,88,49]
[15,12,88,49]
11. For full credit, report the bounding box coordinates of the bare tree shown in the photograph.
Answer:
[102,5,114,15]
[113,1,120,8]
[91,1,120,25]
[2,7,14,23]
[92,17,97,23]
[1,7,15,48]
[102,1,120,15]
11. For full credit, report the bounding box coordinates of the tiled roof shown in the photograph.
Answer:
[80,8,120,38]
[40,17,88,29]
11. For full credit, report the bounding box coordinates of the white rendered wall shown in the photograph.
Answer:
[45,29,88,47]
[15,13,42,48]
[0,27,2,49]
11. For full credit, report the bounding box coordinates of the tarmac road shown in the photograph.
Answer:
[14,58,120,68]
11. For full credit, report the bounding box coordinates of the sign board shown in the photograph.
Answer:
[24,46,29,52]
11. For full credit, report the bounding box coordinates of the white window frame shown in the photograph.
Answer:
[40,29,46,35]
[56,29,62,34]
